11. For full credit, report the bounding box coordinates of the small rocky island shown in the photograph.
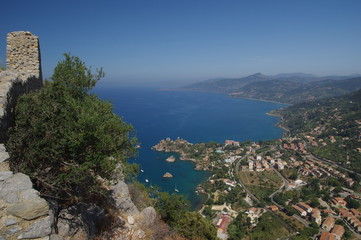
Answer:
[166,155,176,162]
[152,137,222,170]
[163,172,173,178]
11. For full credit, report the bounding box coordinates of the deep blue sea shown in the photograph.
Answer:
[94,86,287,209]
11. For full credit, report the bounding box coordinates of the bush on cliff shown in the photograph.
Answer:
[155,192,217,240]
[6,54,137,205]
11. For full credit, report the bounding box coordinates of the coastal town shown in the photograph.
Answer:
[152,133,361,239]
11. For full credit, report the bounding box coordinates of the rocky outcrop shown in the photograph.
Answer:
[166,155,176,162]
[110,181,140,215]
[0,148,53,240]
[163,172,173,178]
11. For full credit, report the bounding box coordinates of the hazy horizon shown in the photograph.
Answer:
[1,0,361,86]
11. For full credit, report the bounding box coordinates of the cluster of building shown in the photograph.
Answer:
[290,196,361,239]
[299,159,355,187]
[292,202,322,225]
[283,141,307,154]
[241,155,288,172]
[338,208,361,233]
[320,216,345,240]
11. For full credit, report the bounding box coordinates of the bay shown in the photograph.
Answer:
[94,86,287,209]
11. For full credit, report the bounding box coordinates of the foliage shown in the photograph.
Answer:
[345,196,361,209]
[7,54,136,205]
[154,192,217,240]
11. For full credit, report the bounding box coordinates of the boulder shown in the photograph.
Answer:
[127,215,135,225]
[110,181,139,215]
[0,173,33,203]
[139,207,156,227]
[18,216,52,239]
[7,198,49,220]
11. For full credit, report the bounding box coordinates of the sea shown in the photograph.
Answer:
[94,86,287,209]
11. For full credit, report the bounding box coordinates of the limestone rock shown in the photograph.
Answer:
[49,234,64,240]
[18,216,52,239]
[20,188,40,201]
[4,217,17,226]
[0,171,12,181]
[110,181,139,215]
[166,155,176,162]
[0,173,33,203]
[7,198,49,220]
[139,207,156,227]
[0,144,9,162]
[127,215,135,225]
[163,172,173,178]
[7,225,21,234]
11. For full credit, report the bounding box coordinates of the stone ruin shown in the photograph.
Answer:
[6,31,42,85]
[0,31,43,140]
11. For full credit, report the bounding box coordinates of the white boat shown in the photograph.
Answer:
[174,184,179,192]
[145,179,149,183]
[140,169,144,173]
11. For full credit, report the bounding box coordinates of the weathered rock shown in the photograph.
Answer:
[0,173,33,202]
[18,216,52,239]
[7,198,49,220]
[4,217,17,226]
[110,181,139,215]
[0,171,12,181]
[127,215,135,225]
[163,172,173,178]
[166,155,176,162]
[49,234,64,240]
[0,144,9,163]
[19,188,40,201]
[7,225,21,234]
[57,203,105,239]
[139,207,156,227]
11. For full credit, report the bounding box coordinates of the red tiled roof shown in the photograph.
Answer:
[320,232,336,240]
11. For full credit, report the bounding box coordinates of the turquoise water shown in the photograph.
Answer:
[94,87,287,209]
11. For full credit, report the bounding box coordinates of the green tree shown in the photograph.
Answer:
[154,192,190,224]
[7,54,136,205]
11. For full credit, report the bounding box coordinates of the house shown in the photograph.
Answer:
[319,232,335,240]
[268,205,279,211]
[298,202,313,213]
[224,179,236,187]
[322,216,335,232]
[216,215,233,233]
[350,208,361,217]
[331,197,347,208]
[311,208,322,225]
[331,225,344,240]
[292,204,307,216]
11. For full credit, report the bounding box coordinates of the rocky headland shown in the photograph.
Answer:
[152,137,210,171]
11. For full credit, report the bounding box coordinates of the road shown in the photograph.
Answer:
[234,155,260,204]
[269,169,288,210]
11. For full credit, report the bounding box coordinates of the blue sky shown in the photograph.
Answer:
[1,0,360,86]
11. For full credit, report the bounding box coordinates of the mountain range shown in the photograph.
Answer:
[182,73,361,104]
